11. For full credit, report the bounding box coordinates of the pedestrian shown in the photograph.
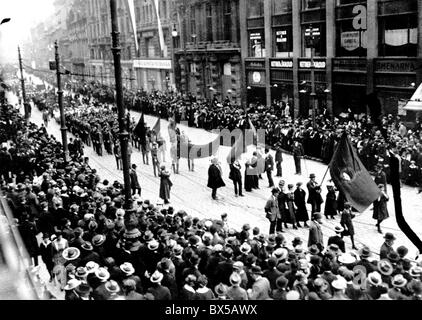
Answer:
[308,213,324,252]
[374,164,387,194]
[293,140,304,175]
[42,109,49,127]
[229,160,244,197]
[294,182,309,228]
[264,148,274,188]
[373,184,389,234]
[129,164,141,196]
[265,188,281,235]
[159,165,173,204]
[275,143,283,177]
[324,181,338,219]
[327,225,346,253]
[380,232,396,260]
[307,173,321,216]
[340,202,357,250]
[141,134,151,165]
[207,157,226,200]
[151,142,160,177]
[244,160,254,192]
[247,266,271,300]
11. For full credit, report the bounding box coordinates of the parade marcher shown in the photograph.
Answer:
[265,188,281,235]
[324,181,338,219]
[293,140,304,175]
[373,184,389,234]
[207,157,226,200]
[151,142,160,177]
[340,203,357,250]
[264,148,274,188]
[274,143,283,177]
[307,173,320,216]
[294,182,309,228]
[113,142,122,171]
[159,165,173,204]
[229,160,244,197]
[141,132,151,165]
[285,184,298,229]
[129,164,141,196]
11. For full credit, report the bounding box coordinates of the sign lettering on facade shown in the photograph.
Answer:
[299,60,326,69]
[250,33,262,40]
[276,30,287,43]
[133,59,172,70]
[375,60,416,73]
[271,60,293,68]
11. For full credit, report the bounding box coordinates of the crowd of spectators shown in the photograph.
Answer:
[1,97,422,300]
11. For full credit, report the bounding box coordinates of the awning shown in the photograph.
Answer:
[404,82,422,111]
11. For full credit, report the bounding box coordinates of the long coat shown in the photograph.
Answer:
[308,221,324,248]
[277,191,288,222]
[207,164,226,189]
[294,188,309,222]
[324,188,338,216]
[229,163,242,182]
[285,192,296,224]
[129,169,140,189]
[159,170,173,201]
[373,193,389,222]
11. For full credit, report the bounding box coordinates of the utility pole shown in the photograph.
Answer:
[110,0,132,209]
[18,46,29,120]
[55,40,70,163]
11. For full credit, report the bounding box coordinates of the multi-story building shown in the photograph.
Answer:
[174,0,242,104]
[240,0,422,120]
[86,0,136,89]
[133,0,176,92]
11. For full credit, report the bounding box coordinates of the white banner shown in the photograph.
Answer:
[127,0,139,52]
[153,0,166,56]
[133,59,172,70]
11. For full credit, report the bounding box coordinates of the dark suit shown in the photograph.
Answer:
[265,195,282,234]
[293,142,304,174]
[275,147,283,177]
[229,163,243,196]
[265,154,274,187]
[147,284,171,300]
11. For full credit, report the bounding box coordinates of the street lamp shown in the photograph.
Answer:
[306,24,318,127]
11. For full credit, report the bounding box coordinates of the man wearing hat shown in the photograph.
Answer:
[330,275,350,300]
[327,225,346,253]
[307,173,320,216]
[374,164,387,193]
[292,139,304,175]
[340,202,357,250]
[129,164,142,196]
[247,266,271,300]
[389,274,408,300]
[355,246,377,273]
[92,267,112,300]
[265,188,282,235]
[380,232,396,260]
[227,272,248,300]
[147,270,171,300]
[308,213,324,252]
[207,157,226,200]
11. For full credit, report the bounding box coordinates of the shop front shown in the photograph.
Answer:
[270,58,294,115]
[245,59,267,105]
[133,59,173,92]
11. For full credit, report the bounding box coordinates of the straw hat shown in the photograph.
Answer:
[85,261,100,274]
[377,259,394,276]
[150,270,164,283]
[64,278,81,291]
[105,280,120,293]
[120,262,135,276]
[95,267,110,282]
[391,274,407,288]
[62,247,80,261]
[338,253,357,265]
[367,272,382,286]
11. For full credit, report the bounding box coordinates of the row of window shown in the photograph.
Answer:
[248,1,418,57]
[135,0,170,25]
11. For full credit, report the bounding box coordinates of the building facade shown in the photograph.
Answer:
[240,0,422,119]
[133,0,175,92]
[174,0,242,104]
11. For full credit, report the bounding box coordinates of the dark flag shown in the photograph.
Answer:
[134,113,147,146]
[179,134,221,159]
[329,132,381,213]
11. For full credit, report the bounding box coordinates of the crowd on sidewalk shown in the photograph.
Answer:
[2,97,422,301]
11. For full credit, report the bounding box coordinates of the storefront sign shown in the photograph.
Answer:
[133,59,172,70]
[270,59,293,68]
[375,60,416,73]
[245,60,265,69]
[252,72,261,83]
[341,31,360,51]
[276,30,287,43]
[305,27,320,37]
[299,59,326,69]
[250,33,262,40]
[248,71,266,86]
[333,58,367,71]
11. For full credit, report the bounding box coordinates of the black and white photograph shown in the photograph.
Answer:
[1,0,422,309]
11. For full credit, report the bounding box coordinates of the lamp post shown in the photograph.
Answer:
[109,0,132,209]
[54,41,70,163]
[172,25,178,93]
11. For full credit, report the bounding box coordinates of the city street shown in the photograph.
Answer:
[8,86,422,261]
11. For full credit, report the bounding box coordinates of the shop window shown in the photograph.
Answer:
[247,0,264,17]
[274,27,293,57]
[224,63,232,76]
[249,30,266,57]
[190,7,196,37]
[302,24,326,57]
[379,14,417,56]
[302,0,326,10]
[273,0,292,14]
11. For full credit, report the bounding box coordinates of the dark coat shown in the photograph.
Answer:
[265,154,274,171]
[294,188,309,222]
[147,284,171,300]
[308,221,324,248]
[373,193,389,222]
[306,180,319,204]
[327,235,345,253]
[129,169,140,189]
[207,164,225,189]
[159,170,173,201]
[265,196,280,222]
[324,189,338,216]
[229,163,242,181]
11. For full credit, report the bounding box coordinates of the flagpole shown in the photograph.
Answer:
[319,165,330,186]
